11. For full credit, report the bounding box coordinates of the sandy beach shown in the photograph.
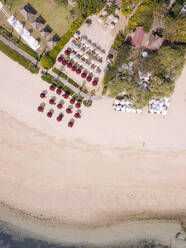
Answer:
[0,52,186,245]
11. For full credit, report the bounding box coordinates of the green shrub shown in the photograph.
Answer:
[77,0,104,17]
[127,0,159,33]
[121,0,140,16]
[0,41,39,73]
[112,32,125,50]
[0,26,38,59]
[83,99,92,107]
[49,17,85,61]
[40,54,54,69]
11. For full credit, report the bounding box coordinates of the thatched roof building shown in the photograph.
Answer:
[19,5,35,21]
[31,16,44,31]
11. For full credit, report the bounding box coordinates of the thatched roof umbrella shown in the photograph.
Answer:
[37,106,43,112]
[67,62,72,68]
[68,121,74,128]
[65,49,70,56]
[47,111,53,118]
[86,76,92,82]
[98,16,103,23]
[81,72,87,78]
[110,22,115,29]
[57,103,63,109]
[76,68,81,74]
[70,98,75,104]
[113,16,119,23]
[74,112,81,119]
[66,108,72,114]
[49,98,55,105]
[108,14,114,20]
[40,92,45,98]
[75,102,81,108]
[92,80,98,86]
[57,114,63,122]
[56,88,62,95]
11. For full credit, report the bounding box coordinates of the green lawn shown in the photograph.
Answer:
[6,0,81,36]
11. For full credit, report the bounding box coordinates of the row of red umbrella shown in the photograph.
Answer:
[58,55,98,86]
[40,90,81,108]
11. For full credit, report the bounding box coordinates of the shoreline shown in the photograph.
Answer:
[0,201,185,247]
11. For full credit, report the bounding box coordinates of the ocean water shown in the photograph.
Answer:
[0,220,171,248]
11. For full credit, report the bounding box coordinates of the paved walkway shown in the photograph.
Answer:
[0,35,39,65]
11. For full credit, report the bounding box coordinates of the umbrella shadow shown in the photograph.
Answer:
[59,99,65,105]
[68,105,73,110]
[70,118,75,124]
[42,90,48,95]
[58,112,64,118]
[40,102,46,108]
[76,109,82,114]
[49,109,54,114]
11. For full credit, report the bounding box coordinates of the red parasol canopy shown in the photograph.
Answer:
[49,98,55,105]
[62,60,67,65]
[71,66,77,71]
[57,114,63,122]
[49,85,55,91]
[47,112,52,118]
[76,68,81,74]
[68,121,74,128]
[40,93,45,98]
[57,103,63,109]
[58,57,62,62]
[70,98,75,104]
[62,93,69,99]
[37,106,43,112]
[56,88,62,95]
[81,73,86,78]
[65,50,70,56]
[75,102,81,108]
[66,108,72,114]
[67,62,72,68]
[74,112,80,118]
[92,80,98,86]
[86,76,92,82]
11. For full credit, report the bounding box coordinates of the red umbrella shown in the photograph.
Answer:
[62,93,69,99]
[57,103,63,109]
[57,114,63,122]
[75,102,81,108]
[40,93,45,98]
[71,66,77,71]
[37,106,43,112]
[62,60,67,65]
[92,80,98,86]
[49,85,55,91]
[70,98,75,104]
[81,73,86,78]
[74,112,80,118]
[58,57,62,62]
[68,121,74,128]
[49,98,55,105]
[56,88,62,95]
[86,76,92,82]
[67,62,72,68]
[76,68,81,74]
[65,50,70,56]
[66,108,72,114]
[47,112,52,118]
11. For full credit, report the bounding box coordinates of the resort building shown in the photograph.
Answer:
[31,16,45,31]
[19,5,35,21]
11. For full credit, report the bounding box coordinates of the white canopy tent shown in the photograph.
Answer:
[7,15,40,51]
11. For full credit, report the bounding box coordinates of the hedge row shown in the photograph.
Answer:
[49,17,85,60]
[0,26,38,59]
[0,41,39,73]
[52,67,79,88]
